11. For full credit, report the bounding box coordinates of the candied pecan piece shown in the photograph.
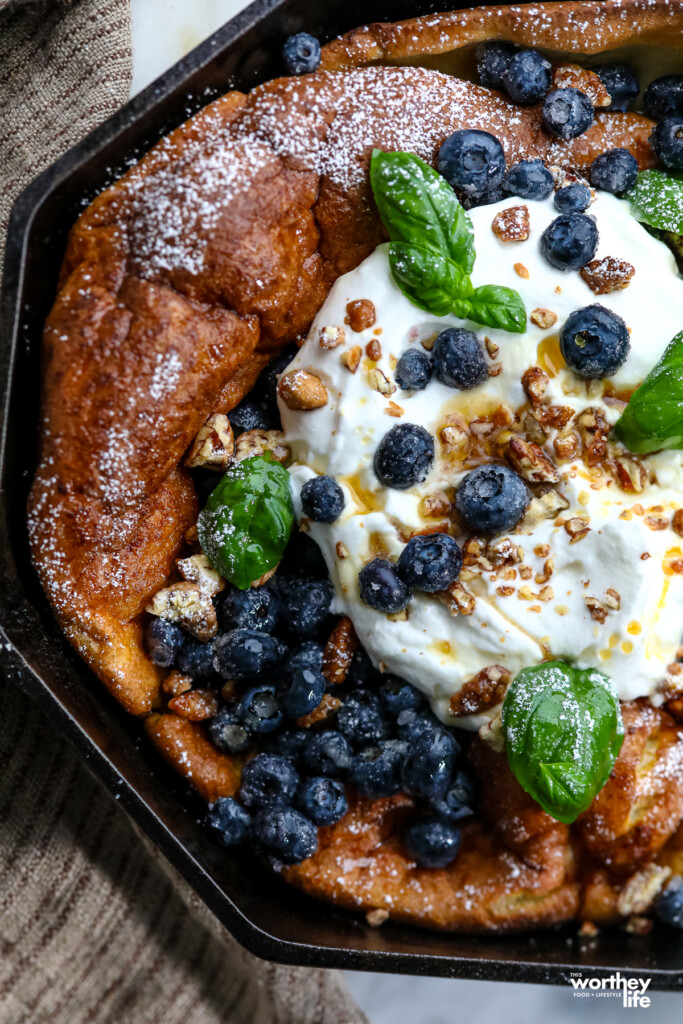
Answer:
[612,453,646,493]
[176,553,225,597]
[551,64,611,107]
[449,665,511,717]
[146,582,217,642]
[580,257,635,295]
[297,693,342,728]
[168,688,219,721]
[340,345,362,373]
[530,308,558,329]
[506,435,559,483]
[318,325,345,349]
[278,370,328,410]
[322,617,359,686]
[234,428,290,464]
[492,204,530,242]
[521,366,549,404]
[185,413,234,470]
[366,339,382,360]
[345,299,376,332]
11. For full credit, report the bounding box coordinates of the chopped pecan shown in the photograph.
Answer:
[168,688,219,721]
[645,513,669,531]
[385,401,404,417]
[437,580,475,616]
[478,711,505,752]
[488,537,522,568]
[146,582,217,642]
[580,256,635,295]
[297,693,342,728]
[585,596,608,623]
[162,670,193,698]
[336,540,349,559]
[318,325,346,349]
[419,492,452,519]
[617,866,672,917]
[449,665,510,716]
[462,537,492,571]
[514,262,530,278]
[612,453,646,493]
[366,908,390,927]
[365,339,382,361]
[565,517,591,544]
[485,337,499,359]
[184,523,199,546]
[492,204,530,242]
[234,428,290,464]
[522,409,548,444]
[277,370,328,410]
[521,489,569,526]
[604,588,621,610]
[176,553,225,597]
[673,509,683,537]
[322,617,359,686]
[551,63,611,106]
[535,557,554,584]
[553,432,579,461]
[530,308,558,330]
[345,299,376,332]
[439,423,468,453]
[250,564,279,588]
[368,367,396,395]
[185,413,234,470]
[340,345,362,374]
[506,435,559,483]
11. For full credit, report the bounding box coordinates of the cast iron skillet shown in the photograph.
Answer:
[1,0,682,986]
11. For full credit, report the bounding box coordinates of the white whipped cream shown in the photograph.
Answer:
[279,192,683,728]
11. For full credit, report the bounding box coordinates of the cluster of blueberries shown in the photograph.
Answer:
[146,523,474,867]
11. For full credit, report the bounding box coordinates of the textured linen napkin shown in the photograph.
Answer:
[0,3,366,1021]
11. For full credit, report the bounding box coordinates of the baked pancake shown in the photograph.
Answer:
[28,1,683,933]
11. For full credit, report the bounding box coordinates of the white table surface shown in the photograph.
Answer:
[130,3,681,1019]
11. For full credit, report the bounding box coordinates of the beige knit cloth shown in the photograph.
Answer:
[0,3,366,1021]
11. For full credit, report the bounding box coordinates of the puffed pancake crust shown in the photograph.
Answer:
[28,1,683,932]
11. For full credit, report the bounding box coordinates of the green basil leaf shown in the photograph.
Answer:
[615,331,683,454]
[501,660,624,824]
[197,455,294,590]
[630,169,683,234]
[389,242,469,317]
[464,284,527,334]
[370,149,475,273]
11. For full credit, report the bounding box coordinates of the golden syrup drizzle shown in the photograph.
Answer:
[536,334,565,378]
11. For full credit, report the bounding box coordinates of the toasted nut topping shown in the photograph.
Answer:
[492,204,530,242]
[551,63,611,106]
[585,596,608,623]
[318,325,345,349]
[437,580,475,616]
[340,345,362,374]
[521,366,549,404]
[185,413,234,470]
[612,454,646,493]
[506,435,559,483]
[365,339,382,361]
[439,423,468,453]
[322,617,359,686]
[617,865,672,917]
[538,585,554,602]
[521,489,569,527]
[234,428,290,464]
[565,517,591,544]
[449,665,510,716]
[146,582,217,642]
[184,523,199,546]
[580,256,635,295]
[420,492,451,519]
[488,537,522,568]
[368,367,396,395]
[514,262,530,278]
[345,299,376,332]
[463,537,493,571]
[487,363,502,377]
[553,432,579,461]
[673,509,683,537]
[535,557,554,584]
[530,308,558,330]
[168,688,219,721]
[162,670,193,698]
[251,564,279,588]
[385,401,404,417]
[645,514,668,531]
[366,908,389,927]
[485,337,499,359]
[176,553,225,597]
[277,370,328,410]
[336,540,349,559]
[297,692,342,729]
[604,588,621,610]
[478,711,505,752]
[519,565,533,580]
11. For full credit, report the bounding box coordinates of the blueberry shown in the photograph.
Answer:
[264,728,309,766]
[379,675,425,716]
[285,641,324,676]
[461,185,506,209]
[437,129,506,199]
[432,328,488,391]
[475,41,516,90]
[219,586,281,634]
[252,805,318,863]
[542,88,593,140]
[644,75,683,121]
[358,558,411,614]
[595,64,639,112]
[209,707,252,755]
[395,349,432,391]
[144,616,183,668]
[237,685,283,734]
[404,816,461,868]
[280,666,326,718]
[374,423,434,490]
[239,752,299,809]
[430,771,475,822]
[228,398,271,437]
[560,304,630,379]
[455,464,528,535]
[349,740,407,798]
[655,876,683,929]
[177,637,215,678]
[590,148,638,194]
[281,530,328,580]
[346,645,377,688]
[303,730,353,778]
[213,629,284,680]
[554,183,592,213]
[401,728,459,801]
[539,212,598,271]
[296,776,348,825]
[396,707,442,745]
[337,691,391,747]
[502,159,554,200]
[652,117,683,171]
[280,579,333,636]
[397,533,462,593]
[301,475,345,523]
[502,49,551,105]
[255,347,296,413]
[207,797,251,846]
[282,32,321,76]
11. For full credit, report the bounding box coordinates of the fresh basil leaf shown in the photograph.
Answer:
[501,660,624,824]
[464,284,527,334]
[197,455,294,590]
[389,242,469,317]
[615,331,683,453]
[630,169,683,234]
[370,149,475,273]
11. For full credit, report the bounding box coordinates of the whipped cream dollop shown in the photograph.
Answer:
[279,192,683,728]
